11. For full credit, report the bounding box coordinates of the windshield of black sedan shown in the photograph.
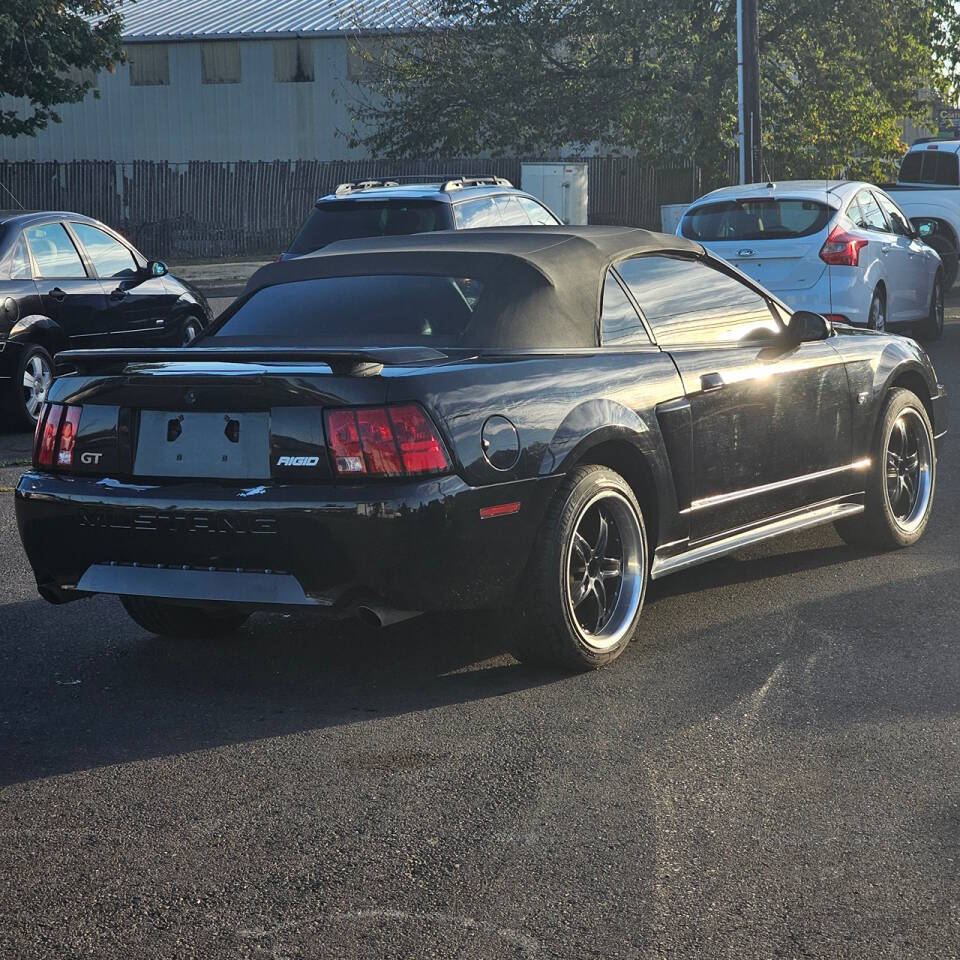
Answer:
[210,275,486,346]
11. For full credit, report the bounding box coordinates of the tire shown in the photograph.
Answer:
[835,388,936,550]
[511,465,648,671]
[181,317,202,345]
[867,287,887,333]
[926,235,958,291]
[121,596,250,638]
[915,272,944,342]
[2,344,54,430]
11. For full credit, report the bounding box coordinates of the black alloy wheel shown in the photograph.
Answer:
[835,388,936,549]
[512,465,648,671]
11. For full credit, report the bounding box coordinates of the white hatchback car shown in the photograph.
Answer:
[678,181,944,340]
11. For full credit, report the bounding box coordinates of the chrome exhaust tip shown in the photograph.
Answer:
[355,604,422,628]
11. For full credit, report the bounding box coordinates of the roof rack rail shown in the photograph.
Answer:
[440,176,514,192]
[333,179,400,195]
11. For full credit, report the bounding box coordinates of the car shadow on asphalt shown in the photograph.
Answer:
[2,554,958,788]
[0,601,565,786]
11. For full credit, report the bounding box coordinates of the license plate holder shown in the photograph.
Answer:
[134,411,270,479]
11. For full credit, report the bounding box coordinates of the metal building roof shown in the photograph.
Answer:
[114,0,444,41]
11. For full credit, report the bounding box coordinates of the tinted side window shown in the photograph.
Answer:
[24,223,86,278]
[601,271,649,346]
[517,197,558,225]
[453,197,501,229]
[899,152,923,183]
[71,223,138,278]
[617,256,780,346]
[493,195,532,225]
[875,194,911,238]
[851,191,888,232]
[935,152,960,186]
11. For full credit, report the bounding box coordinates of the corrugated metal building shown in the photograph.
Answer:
[0,0,437,162]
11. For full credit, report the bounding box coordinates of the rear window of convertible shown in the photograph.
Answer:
[210,275,488,346]
[681,198,832,241]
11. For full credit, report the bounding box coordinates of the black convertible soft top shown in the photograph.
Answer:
[239,226,705,349]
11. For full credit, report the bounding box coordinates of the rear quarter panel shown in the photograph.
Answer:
[384,351,688,545]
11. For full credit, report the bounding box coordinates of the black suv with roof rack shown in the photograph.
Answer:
[281,176,561,259]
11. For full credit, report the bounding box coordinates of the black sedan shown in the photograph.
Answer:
[14,227,947,670]
[0,210,212,428]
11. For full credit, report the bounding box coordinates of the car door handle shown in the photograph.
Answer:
[48,287,66,302]
[700,372,724,393]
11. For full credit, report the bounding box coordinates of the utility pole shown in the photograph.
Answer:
[737,0,762,184]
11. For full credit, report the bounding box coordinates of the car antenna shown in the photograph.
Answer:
[0,178,24,208]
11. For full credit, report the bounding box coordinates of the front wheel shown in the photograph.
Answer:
[121,596,251,638]
[181,317,202,345]
[511,465,648,671]
[835,388,936,549]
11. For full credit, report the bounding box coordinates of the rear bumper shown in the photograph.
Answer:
[15,471,562,611]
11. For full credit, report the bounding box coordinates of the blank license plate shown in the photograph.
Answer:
[134,411,270,479]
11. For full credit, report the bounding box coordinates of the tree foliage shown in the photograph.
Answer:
[345,0,958,181]
[0,0,124,138]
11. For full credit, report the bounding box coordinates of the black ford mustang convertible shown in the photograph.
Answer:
[15,227,947,669]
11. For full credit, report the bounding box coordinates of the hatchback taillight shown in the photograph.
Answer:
[820,226,868,267]
[324,403,450,478]
[34,402,82,469]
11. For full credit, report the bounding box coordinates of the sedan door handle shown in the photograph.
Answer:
[700,372,724,393]
[48,287,66,302]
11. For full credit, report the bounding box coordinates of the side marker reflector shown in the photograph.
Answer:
[480,502,521,520]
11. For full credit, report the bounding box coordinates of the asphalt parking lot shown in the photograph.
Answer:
[1,311,958,959]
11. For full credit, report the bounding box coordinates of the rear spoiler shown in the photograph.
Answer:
[55,345,450,378]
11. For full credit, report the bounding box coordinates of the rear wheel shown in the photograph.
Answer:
[835,388,936,549]
[915,272,944,342]
[2,344,54,430]
[121,596,250,638]
[511,465,648,671]
[867,287,887,332]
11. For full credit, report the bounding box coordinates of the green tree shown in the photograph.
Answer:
[344,0,957,181]
[0,0,124,139]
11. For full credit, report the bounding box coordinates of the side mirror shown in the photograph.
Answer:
[146,260,168,278]
[789,310,832,342]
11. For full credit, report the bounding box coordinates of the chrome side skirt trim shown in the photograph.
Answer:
[680,458,871,515]
[650,500,864,580]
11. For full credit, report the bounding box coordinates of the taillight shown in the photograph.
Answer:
[324,403,450,478]
[820,226,868,267]
[33,402,82,469]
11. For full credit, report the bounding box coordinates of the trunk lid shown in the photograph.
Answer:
[49,346,455,483]
[702,236,829,291]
